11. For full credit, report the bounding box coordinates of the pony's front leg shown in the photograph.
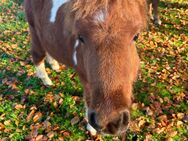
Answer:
[30,25,53,86]
[46,53,60,71]
[36,61,53,86]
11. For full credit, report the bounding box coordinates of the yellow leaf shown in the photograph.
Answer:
[58,137,64,141]
[36,135,43,141]
[4,120,11,126]
[169,131,177,137]
[15,104,25,110]
[177,113,184,120]
[176,121,183,127]
[27,110,35,122]
[0,123,5,131]
[47,131,55,139]
[138,119,145,128]
[33,112,42,123]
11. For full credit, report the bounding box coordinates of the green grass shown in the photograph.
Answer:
[0,0,188,140]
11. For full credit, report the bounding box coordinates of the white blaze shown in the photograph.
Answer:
[50,0,69,22]
[73,40,79,66]
[94,10,106,23]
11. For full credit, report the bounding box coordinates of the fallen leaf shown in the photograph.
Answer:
[27,110,35,122]
[33,112,42,123]
[0,123,5,131]
[71,116,80,125]
[15,104,25,110]
[47,131,55,139]
[4,120,11,126]
[36,135,43,141]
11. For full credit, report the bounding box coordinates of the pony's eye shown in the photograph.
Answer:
[133,34,139,41]
[78,35,85,43]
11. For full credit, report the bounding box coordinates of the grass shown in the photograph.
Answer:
[0,0,188,140]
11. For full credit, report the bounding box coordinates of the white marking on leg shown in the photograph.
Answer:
[46,53,60,71]
[50,0,69,23]
[73,40,79,66]
[154,16,162,25]
[36,62,53,86]
[85,106,97,136]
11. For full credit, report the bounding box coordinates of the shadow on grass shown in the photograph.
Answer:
[159,1,188,9]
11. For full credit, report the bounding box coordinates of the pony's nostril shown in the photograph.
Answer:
[122,110,130,126]
[102,111,130,135]
[120,110,130,133]
[105,117,121,134]
[89,112,99,130]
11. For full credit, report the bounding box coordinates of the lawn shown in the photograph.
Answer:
[0,0,187,140]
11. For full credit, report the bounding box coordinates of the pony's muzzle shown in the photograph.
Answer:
[88,110,130,135]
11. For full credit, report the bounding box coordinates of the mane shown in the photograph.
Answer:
[71,0,148,44]
[72,0,109,19]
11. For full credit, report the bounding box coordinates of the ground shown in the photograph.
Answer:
[0,0,187,140]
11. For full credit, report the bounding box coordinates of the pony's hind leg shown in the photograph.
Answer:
[46,53,60,71]
[30,27,53,86]
[152,0,161,25]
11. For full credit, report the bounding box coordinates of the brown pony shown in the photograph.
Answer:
[24,0,147,136]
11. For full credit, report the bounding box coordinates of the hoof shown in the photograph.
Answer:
[42,77,53,86]
[51,63,60,71]
[154,18,162,26]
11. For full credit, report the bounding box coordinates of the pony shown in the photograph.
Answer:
[24,0,147,136]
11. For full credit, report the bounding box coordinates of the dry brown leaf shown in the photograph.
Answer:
[166,138,173,141]
[4,120,11,126]
[61,131,70,138]
[31,128,38,138]
[27,110,35,122]
[30,106,37,111]
[155,127,165,134]
[59,98,63,105]
[138,119,146,128]
[15,104,25,110]
[1,138,8,141]
[176,121,183,127]
[33,112,42,123]
[129,121,140,132]
[47,131,55,139]
[177,113,184,120]
[53,101,58,108]
[71,116,80,125]
[43,120,51,129]
[169,131,177,137]
[145,134,152,141]
[58,136,64,141]
[131,103,138,110]
[53,124,60,131]
[145,107,153,116]
[0,123,5,131]
[36,135,43,141]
